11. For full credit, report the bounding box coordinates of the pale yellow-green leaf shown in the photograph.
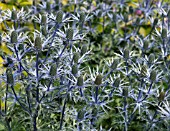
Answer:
[0,99,5,109]
[111,29,116,34]
[139,26,151,37]
[139,27,147,37]
[0,81,6,89]
[92,0,96,6]
[96,24,103,33]
[22,70,28,77]
[61,0,68,5]
[0,56,4,74]
[167,54,170,61]
[14,83,22,91]
[0,2,16,10]
[0,43,13,56]
[0,123,5,130]
[19,1,32,6]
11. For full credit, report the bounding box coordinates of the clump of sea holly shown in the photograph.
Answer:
[94,74,102,85]
[150,70,157,82]
[143,41,149,50]
[113,78,120,87]
[66,28,74,40]
[111,59,119,70]
[11,10,17,20]
[41,15,47,25]
[34,36,42,50]
[148,54,155,64]
[123,87,128,97]
[56,10,63,23]
[49,63,57,76]
[79,12,85,22]
[11,31,18,43]
[124,48,130,59]
[73,52,80,63]
[161,28,167,39]
[158,92,165,101]
[72,64,78,75]
[81,45,87,56]
[77,76,84,86]
[41,26,47,36]
[6,67,14,85]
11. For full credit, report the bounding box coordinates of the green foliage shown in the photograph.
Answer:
[0,0,170,131]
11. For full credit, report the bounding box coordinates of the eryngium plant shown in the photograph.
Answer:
[0,1,92,130]
[0,0,170,131]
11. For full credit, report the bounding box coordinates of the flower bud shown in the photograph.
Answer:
[94,74,102,85]
[143,41,148,50]
[161,28,167,39]
[73,52,80,63]
[140,65,147,77]
[79,12,85,22]
[77,76,84,86]
[150,70,157,82]
[114,78,120,87]
[148,53,155,63]
[11,10,17,20]
[72,64,78,75]
[129,6,133,14]
[66,28,74,40]
[123,88,128,97]
[158,92,165,101]
[111,59,119,69]
[6,67,14,85]
[81,45,87,55]
[153,18,158,26]
[34,37,42,50]
[49,63,57,76]
[124,49,129,59]
[41,26,47,36]
[56,10,63,23]
[11,31,18,43]
[41,15,47,25]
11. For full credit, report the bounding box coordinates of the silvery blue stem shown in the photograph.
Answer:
[123,97,128,131]
[146,102,162,131]
[59,80,71,130]
[10,84,30,113]
[95,86,99,103]
[138,82,153,103]
[5,84,8,114]
[36,52,39,103]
